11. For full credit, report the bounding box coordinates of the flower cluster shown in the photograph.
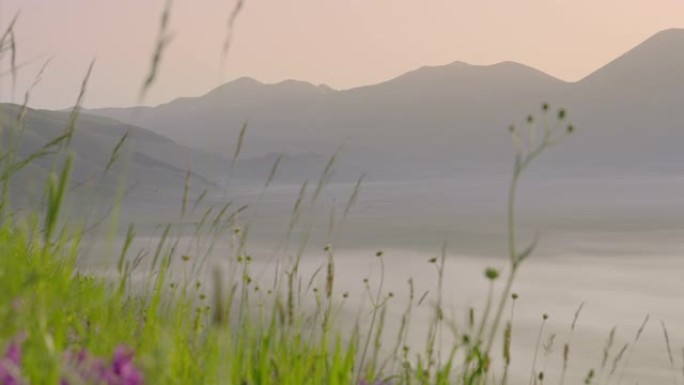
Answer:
[0,339,142,385]
[0,340,23,385]
[61,346,143,385]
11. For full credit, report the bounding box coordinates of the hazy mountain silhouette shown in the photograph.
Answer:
[89,29,684,179]
[0,104,226,200]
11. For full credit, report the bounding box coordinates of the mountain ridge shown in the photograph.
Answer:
[85,28,684,179]
[85,28,684,113]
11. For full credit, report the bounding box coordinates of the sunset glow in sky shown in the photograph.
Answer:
[2,0,683,109]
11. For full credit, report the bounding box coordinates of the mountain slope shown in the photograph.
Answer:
[0,104,227,197]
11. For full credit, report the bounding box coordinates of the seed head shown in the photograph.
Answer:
[558,109,566,120]
[428,257,437,263]
[181,255,190,262]
[542,103,549,112]
[527,115,534,124]
[584,369,595,384]
[543,313,549,321]
[567,124,574,134]
[511,293,519,300]
[484,267,500,281]
[375,250,384,257]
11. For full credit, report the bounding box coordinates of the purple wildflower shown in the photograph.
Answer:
[107,346,143,385]
[0,365,22,385]
[4,343,20,367]
[0,339,24,385]
[62,346,142,385]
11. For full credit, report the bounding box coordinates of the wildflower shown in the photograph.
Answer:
[62,346,143,385]
[4,342,20,366]
[0,339,24,385]
[62,349,103,385]
[108,346,143,385]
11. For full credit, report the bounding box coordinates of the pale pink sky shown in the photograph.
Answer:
[1,0,683,109]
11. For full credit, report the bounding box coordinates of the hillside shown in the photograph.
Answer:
[0,104,230,208]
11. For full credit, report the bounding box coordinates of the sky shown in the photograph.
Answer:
[0,0,683,109]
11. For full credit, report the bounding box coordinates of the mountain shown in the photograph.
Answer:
[91,78,334,157]
[89,29,684,179]
[0,104,231,207]
[556,28,684,173]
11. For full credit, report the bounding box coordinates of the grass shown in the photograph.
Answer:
[0,95,581,385]
[1,6,683,385]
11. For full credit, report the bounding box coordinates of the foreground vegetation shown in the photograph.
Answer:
[0,95,588,385]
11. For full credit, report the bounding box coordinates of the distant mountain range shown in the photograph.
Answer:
[76,28,684,180]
